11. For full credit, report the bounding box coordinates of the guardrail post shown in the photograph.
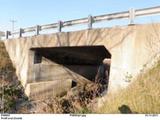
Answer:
[5,31,11,39]
[129,8,135,24]
[88,15,93,29]
[19,28,24,38]
[35,25,41,35]
[58,21,63,32]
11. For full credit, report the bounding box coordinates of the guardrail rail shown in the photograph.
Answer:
[5,6,160,39]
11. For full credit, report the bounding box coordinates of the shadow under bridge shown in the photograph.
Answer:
[31,45,111,83]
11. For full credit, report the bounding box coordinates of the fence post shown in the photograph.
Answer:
[129,8,135,24]
[5,31,11,39]
[58,21,63,32]
[88,15,93,29]
[35,25,41,35]
[19,28,24,38]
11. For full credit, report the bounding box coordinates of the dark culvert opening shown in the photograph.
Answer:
[31,45,111,89]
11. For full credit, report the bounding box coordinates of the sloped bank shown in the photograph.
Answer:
[98,58,160,114]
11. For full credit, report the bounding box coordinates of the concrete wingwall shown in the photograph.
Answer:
[3,23,160,98]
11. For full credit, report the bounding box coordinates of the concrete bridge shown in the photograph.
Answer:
[3,23,160,100]
[2,6,160,100]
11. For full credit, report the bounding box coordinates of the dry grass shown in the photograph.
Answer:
[98,60,160,114]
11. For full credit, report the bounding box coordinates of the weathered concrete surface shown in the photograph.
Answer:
[3,23,160,99]
[25,79,72,99]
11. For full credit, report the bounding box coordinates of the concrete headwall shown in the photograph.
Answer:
[3,23,160,98]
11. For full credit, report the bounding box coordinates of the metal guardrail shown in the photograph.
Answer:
[5,6,160,39]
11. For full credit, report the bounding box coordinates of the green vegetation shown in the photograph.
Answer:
[98,60,160,114]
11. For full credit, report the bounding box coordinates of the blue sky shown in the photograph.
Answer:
[0,0,160,32]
